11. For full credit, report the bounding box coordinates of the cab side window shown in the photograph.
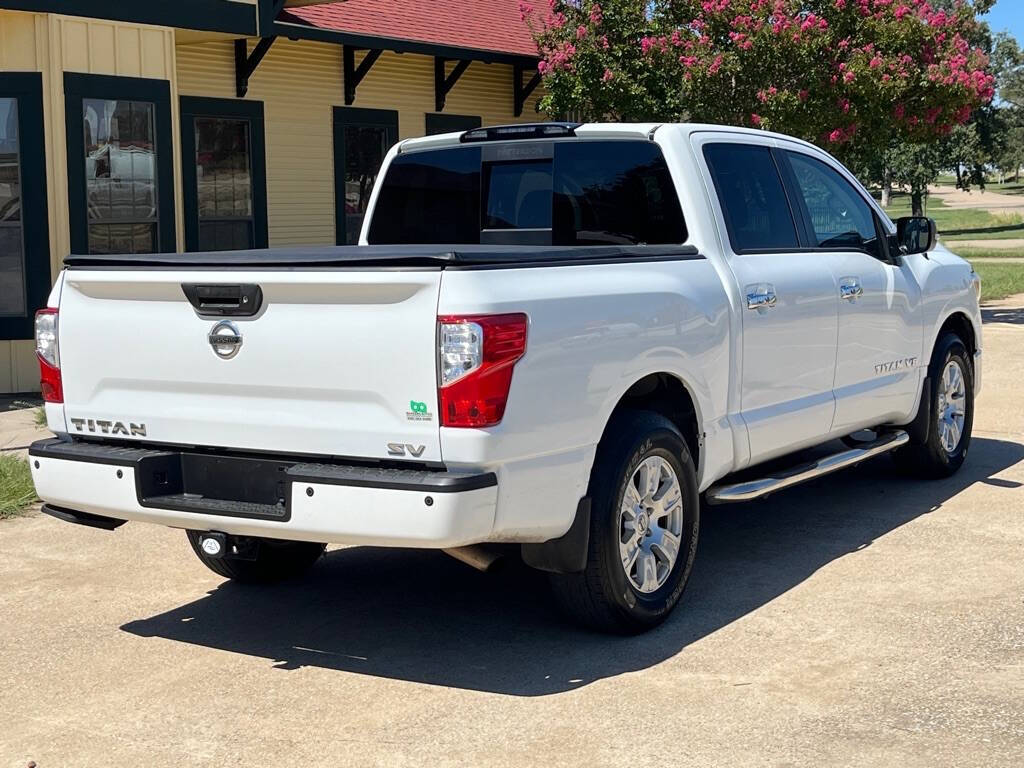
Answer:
[786,151,883,259]
[703,143,800,252]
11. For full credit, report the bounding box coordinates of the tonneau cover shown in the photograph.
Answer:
[64,244,700,269]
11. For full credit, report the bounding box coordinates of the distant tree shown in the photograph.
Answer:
[885,139,948,215]
[527,0,996,192]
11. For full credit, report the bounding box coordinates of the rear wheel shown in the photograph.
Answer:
[894,333,974,478]
[186,531,326,583]
[549,411,700,634]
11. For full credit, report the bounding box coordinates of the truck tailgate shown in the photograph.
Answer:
[57,268,443,462]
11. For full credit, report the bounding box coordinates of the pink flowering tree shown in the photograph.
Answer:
[526,0,996,206]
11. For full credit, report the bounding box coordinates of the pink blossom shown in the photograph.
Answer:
[869,56,883,69]
[828,128,845,143]
[590,3,603,25]
[518,2,533,22]
[751,113,762,126]
[602,67,614,82]
[798,89,809,102]
[708,54,724,75]
[576,25,587,39]
[894,103,905,119]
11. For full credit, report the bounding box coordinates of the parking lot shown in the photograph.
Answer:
[1,301,1022,768]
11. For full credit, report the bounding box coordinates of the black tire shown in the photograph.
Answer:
[186,531,326,583]
[894,332,974,478]
[549,411,700,634]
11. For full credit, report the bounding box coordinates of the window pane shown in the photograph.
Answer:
[553,141,686,245]
[88,223,155,255]
[0,225,25,317]
[0,97,25,317]
[367,147,481,245]
[83,99,158,253]
[787,152,882,258]
[199,220,252,252]
[195,117,252,220]
[344,125,389,244]
[483,161,552,230]
[703,144,799,252]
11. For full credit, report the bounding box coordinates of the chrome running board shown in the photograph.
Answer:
[706,430,910,504]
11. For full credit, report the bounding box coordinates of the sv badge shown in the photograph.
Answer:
[387,442,426,457]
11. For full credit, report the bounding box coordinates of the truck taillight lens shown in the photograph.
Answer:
[35,308,62,403]
[438,313,527,428]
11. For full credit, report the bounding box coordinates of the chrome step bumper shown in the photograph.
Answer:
[706,430,910,504]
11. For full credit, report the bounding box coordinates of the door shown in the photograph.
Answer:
[180,96,269,252]
[701,140,838,465]
[64,73,176,254]
[332,107,398,245]
[0,72,50,342]
[782,149,922,434]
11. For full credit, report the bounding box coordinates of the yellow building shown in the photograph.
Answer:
[0,0,543,393]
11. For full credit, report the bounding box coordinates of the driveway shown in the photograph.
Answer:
[2,305,1022,768]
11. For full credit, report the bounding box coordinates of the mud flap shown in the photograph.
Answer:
[521,497,591,574]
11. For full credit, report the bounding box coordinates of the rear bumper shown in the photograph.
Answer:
[29,438,497,547]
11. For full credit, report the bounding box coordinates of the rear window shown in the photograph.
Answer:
[702,143,799,252]
[367,140,686,245]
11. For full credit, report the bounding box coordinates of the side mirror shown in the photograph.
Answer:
[896,216,937,255]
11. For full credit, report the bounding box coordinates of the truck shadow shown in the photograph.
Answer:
[121,436,1023,696]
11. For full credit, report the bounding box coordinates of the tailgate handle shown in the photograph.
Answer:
[182,284,263,317]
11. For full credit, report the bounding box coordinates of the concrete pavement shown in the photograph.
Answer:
[1,302,1022,767]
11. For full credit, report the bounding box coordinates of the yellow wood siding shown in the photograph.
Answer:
[176,38,542,247]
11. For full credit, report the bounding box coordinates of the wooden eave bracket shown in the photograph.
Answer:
[514,64,541,117]
[235,37,278,98]
[344,46,383,105]
[435,57,471,112]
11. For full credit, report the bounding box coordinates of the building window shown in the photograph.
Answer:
[195,117,252,250]
[333,107,398,245]
[180,97,268,252]
[82,98,158,254]
[425,113,481,136]
[65,73,176,255]
[0,73,49,341]
[0,98,25,318]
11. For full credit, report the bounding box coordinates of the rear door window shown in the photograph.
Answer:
[368,140,686,246]
[553,141,686,245]
[702,143,800,252]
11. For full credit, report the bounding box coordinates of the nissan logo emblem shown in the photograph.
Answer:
[208,320,242,359]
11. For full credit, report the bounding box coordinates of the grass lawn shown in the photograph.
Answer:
[881,193,1024,241]
[973,262,1024,302]
[0,453,36,519]
[982,181,1024,196]
[950,247,1024,260]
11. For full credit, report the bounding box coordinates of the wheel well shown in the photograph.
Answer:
[936,312,977,358]
[609,373,700,467]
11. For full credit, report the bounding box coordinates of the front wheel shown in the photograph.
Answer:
[894,333,974,478]
[549,411,700,634]
[186,531,326,583]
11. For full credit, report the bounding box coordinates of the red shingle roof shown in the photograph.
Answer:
[280,0,539,59]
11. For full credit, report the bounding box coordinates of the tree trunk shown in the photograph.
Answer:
[955,164,963,190]
[911,189,924,216]
[881,167,892,208]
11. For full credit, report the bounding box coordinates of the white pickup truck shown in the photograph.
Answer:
[30,122,981,633]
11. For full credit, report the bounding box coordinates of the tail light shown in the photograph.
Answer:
[35,308,62,403]
[438,313,528,427]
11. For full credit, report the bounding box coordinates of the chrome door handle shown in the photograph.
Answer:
[840,281,863,301]
[746,289,777,310]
